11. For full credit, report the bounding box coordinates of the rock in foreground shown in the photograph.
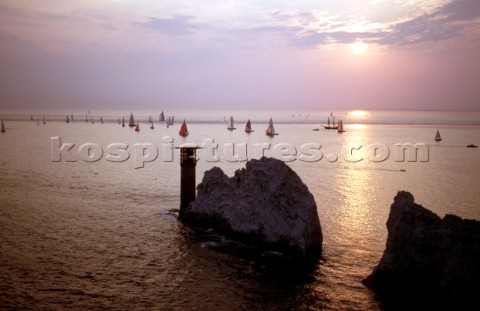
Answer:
[181,157,323,258]
[363,191,480,299]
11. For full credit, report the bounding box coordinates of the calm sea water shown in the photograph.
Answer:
[1,110,479,310]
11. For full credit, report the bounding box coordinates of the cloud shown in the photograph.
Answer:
[248,0,480,48]
[140,15,197,36]
[376,0,480,45]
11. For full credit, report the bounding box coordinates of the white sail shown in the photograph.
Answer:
[227,116,236,130]
[266,118,277,136]
[129,113,135,127]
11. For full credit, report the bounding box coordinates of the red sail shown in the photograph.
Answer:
[179,120,189,137]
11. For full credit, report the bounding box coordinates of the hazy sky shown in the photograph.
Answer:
[1,0,479,111]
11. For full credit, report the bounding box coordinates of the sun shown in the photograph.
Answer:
[350,41,367,55]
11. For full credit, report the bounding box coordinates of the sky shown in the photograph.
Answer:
[1,0,480,111]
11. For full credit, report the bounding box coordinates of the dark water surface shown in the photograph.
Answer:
[1,112,479,310]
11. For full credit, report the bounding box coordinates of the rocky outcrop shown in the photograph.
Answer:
[363,191,480,299]
[181,157,323,258]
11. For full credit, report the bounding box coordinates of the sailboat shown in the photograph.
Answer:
[66,115,70,123]
[159,111,165,122]
[435,130,442,142]
[227,116,236,130]
[245,119,254,133]
[337,119,345,133]
[128,113,135,127]
[135,123,140,132]
[122,117,125,127]
[179,120,189,137]
[265,118,278,136]
[322,112,338,129]
[1,121,5,133]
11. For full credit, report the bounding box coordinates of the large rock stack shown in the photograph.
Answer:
[363,191,480,299]
[181,157,323,258]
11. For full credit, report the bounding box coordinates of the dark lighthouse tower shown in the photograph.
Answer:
[179,147,199,215]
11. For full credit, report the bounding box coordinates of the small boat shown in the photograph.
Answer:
[129,113,135,127]
[1,121,5,133]
[135,123,140,132]
[322,112,338,129]
[227,116,236,130]
[66,115,70,123]
[166,116,174,127]
[159,111,165,122]
[122,117,125,127]
[179,120,189,137]
[150,121,154,129]
[467,144,478,148]
[43,116,46,124]
[337,119,345,133]
[435,130,442,142]
[245,119,254,133]
[265,118,278,136]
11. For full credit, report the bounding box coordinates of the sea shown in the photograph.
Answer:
[1,109,479,310]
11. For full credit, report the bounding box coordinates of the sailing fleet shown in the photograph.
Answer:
[6,112,471,146]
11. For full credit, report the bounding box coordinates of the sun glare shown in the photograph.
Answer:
[350,110,368,117]
[350,41,367,55]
